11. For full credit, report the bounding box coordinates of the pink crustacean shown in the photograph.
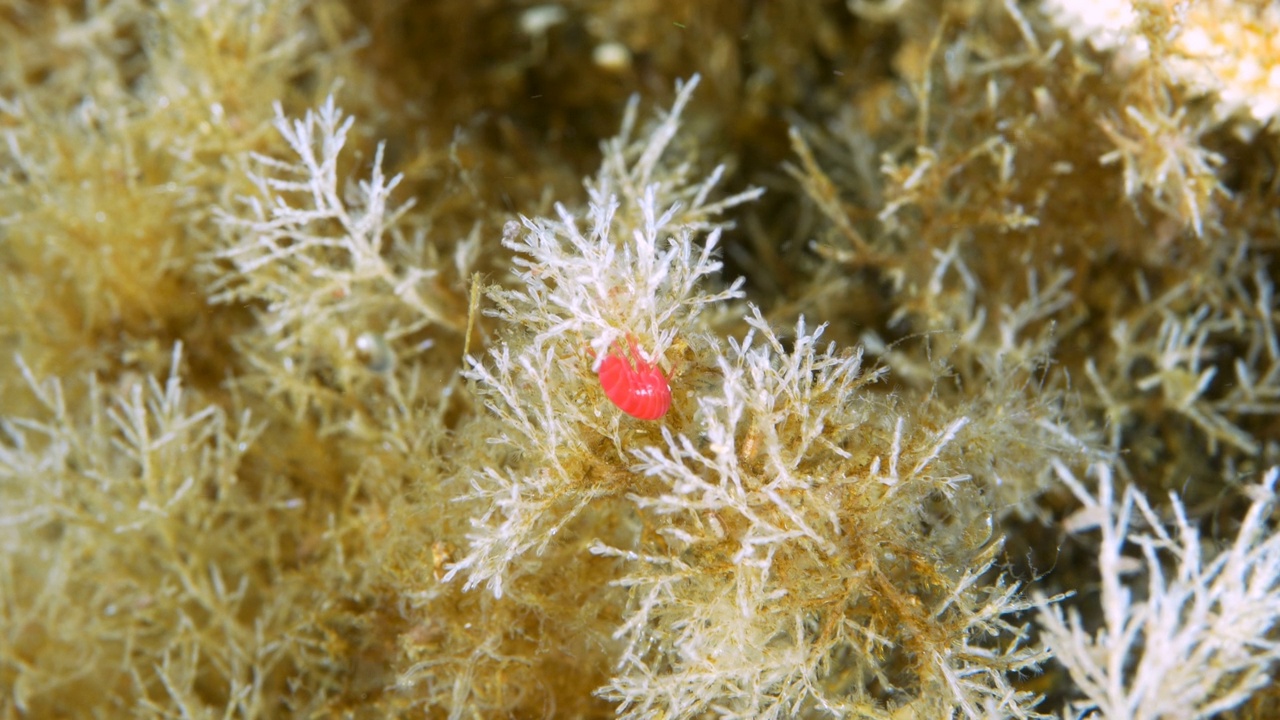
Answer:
[597,335,671,420]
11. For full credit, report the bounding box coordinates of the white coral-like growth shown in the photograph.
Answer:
[1041,0,1280,129]
[210,97,470,416]
[594,309,1044,719]
[490,75,762,365]
[450,75,1050,719]
[446,76,761,599]
[213,97,453,331]
[1036,461,1280,719]
[1041,0,1144,54]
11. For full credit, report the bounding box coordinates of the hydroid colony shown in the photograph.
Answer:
[1,0,1278,718]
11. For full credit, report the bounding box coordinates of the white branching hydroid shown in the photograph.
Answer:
[213,97,456,333]
[490,75,762,364]
[209,97,472,422]
[1037,462,1280,720]
[592,308,1045,719]
[446,75,1056,718]
[448,76,761,599]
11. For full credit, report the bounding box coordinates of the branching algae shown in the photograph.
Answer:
[2,1,1279,718]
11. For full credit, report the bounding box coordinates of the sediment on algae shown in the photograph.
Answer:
[2,1,1278,718]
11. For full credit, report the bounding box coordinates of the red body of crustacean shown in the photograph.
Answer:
[597,336,671,420]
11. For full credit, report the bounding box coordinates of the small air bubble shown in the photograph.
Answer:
[593,42,632,72]
[357,332,396,373]
[95,211,106,223]
[519,5,566,36]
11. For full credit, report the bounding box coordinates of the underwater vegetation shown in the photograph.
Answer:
[2,0,1279,717]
